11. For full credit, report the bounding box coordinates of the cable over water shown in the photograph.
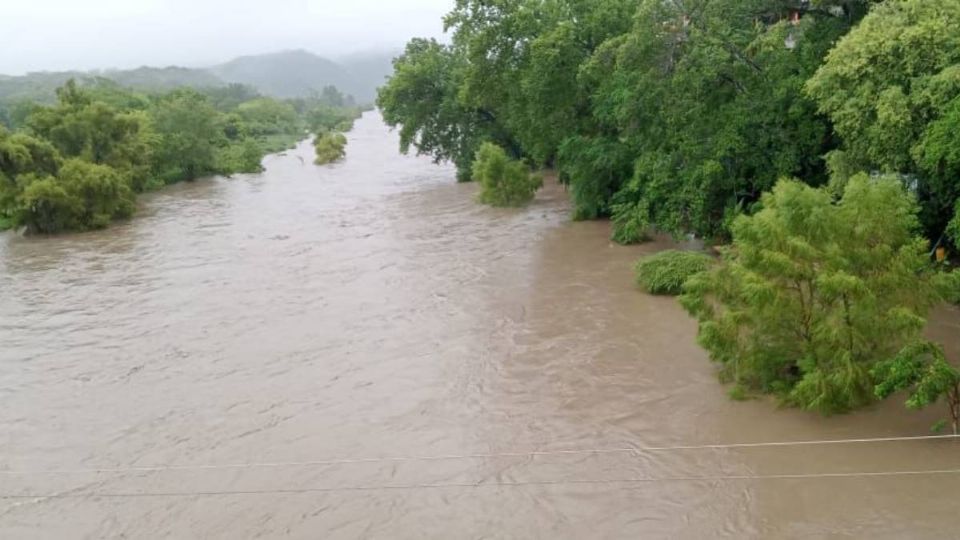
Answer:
[1,434,957,476]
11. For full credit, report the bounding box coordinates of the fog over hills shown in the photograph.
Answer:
[0,50,397,104]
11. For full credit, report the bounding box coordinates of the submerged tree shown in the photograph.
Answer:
[14,159,135,233]
[472,143,542,207]
[874,341,960,434]
[313,132,347,165]
[680,175,946,414]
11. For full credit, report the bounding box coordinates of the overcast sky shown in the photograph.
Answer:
[1,0,452,75]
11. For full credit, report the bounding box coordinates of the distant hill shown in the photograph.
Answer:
[211,50,354,100]
[0,50,396,105]
[0,67,225,104]
[339,51,398,103]
[103,66,224,91]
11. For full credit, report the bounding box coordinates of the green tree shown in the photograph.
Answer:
[874,341,960,434]
[150,90,223,182]
[473,143,542,207]
[806,0,960,238]
[313,132,347,165]
[377,38,499,181]
[14,159,134,233]
[578,0,858,241]
[0,127,63,224]
[680,175,945,414]
[26,80,153,190]
[236,98,300,137]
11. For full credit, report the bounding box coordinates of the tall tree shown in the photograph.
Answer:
[377,38,498,181]
[806,0,960,239]
[680,175,946,413]
[150,89,223,182]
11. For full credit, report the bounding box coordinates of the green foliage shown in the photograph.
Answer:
[472,143,542,207]
[305,104,361,135]
[634,250,712,296]
[380,0,865,239]
[680,175,944,414]
[150,89,223,182]
[874,341,960,434]
[216,138,264,175]
[313,132,347,165]
[26,80,153,189]
[14,159,135,233]
[377,38,495,181]
[0,78,360,233]
[807,0,960,238]
[611,196,651,245]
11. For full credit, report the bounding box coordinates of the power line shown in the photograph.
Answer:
[1,434,957,476]
[4,468,960,499]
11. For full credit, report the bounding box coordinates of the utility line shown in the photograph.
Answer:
[1,434,957,476]
[4,468,960,499]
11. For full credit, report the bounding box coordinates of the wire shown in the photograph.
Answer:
[1,434,957,476]
[3,468,960,499]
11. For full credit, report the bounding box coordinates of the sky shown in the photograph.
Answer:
[1,0,453,75]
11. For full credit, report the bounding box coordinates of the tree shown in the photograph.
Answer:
[579,0,859,242]
[313,132,347,165]
[874,341,960,434]
[26,80,153,190]
[236,98,300,137]
[14,159,134,233]
[806,0,960,238]
[473,143,542,207]
[0,127,63,222]
[680,175,946,414]
[377,38,501,181]
[150,90,223,182]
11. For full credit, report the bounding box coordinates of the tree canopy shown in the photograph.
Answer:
[0,79,360,233]
[680,175,948,414]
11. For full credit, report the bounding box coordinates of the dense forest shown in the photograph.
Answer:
[378,0,960,430]
[0,80,363,233]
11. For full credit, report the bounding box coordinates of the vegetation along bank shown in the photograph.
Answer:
[377,0,960,430]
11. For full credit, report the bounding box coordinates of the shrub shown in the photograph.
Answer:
[472,143,542,207]
[314,132,347,165]
[611,198,651,245]
[680,175,948,414]
[14,159,134,233]
[634,249,712,295]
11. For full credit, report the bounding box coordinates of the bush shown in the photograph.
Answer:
[14,160,134,233]
[216,139,264,174]
[680,175,948,414]
[611,198,651,245]
[472,143,542,207]
[634,249,712,295]
[314,132,347,165]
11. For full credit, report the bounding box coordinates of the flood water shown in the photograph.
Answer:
[1,111,959,539]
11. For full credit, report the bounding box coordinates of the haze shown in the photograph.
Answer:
[1,0,452,75]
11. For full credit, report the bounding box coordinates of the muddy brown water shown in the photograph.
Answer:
[1,112,959,539]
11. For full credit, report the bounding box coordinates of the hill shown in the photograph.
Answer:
[0,50,395,106]
[210,49,395,103]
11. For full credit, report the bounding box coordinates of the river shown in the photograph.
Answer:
[1,111,959,539]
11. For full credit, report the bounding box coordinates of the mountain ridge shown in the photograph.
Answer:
[0,49,396,104]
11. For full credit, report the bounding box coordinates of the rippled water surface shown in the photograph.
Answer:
[2,112,959,539]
